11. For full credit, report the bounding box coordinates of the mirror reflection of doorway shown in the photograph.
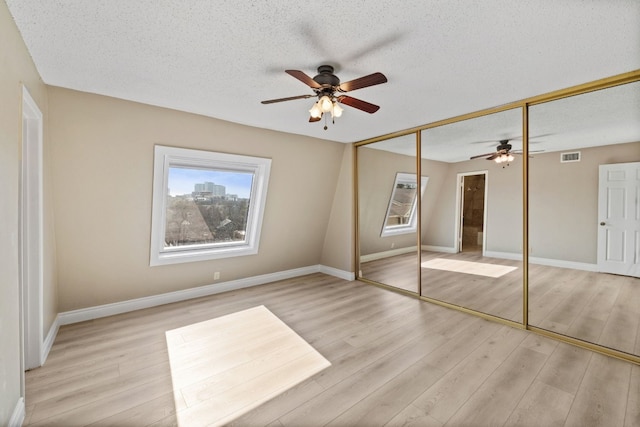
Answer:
[459,173,486,253]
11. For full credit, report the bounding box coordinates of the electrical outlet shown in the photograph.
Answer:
[391,242,395,249]
[214,272,220,280]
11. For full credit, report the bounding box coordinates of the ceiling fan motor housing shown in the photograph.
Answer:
[313,65,340,88]
[497,140,512,151]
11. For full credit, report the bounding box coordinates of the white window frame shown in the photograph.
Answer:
[380,172,429,237]
[150,145,271,266]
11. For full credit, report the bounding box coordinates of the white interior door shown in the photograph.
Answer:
[597,162,640,277]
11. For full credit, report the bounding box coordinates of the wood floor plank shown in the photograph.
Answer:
[177,352,328,427]
[626,365,640,427]
[519,332,560,356]
[25,363,120,405]
[536,341,592,395]
[28,373,173,427]
[528,269,581,326]
[418,317,501,372]
[278,332,447,426]
[324,357,445,426]
[313,323,448,391]
[227,379,326,427]
[444,347,548,426]
[410,325,528,423]
[505,380,575,427]
[384,404,444,427]
[564,353,631,427]
[599,280,640,354]
[85,392,176,427]
[27,362,172,425]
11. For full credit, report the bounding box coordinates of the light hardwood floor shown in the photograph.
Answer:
[362,250,640,357]
[25,273,638,426]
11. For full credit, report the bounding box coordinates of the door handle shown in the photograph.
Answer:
[600,222,606,226]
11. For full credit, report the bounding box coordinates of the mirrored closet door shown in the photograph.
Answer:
[528,81,640,357]
[420,108,524,323]
[357,134,420,293]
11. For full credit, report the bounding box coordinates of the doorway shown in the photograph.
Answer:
[20,86,44,374]
[457,172,487,253]
[597,161,640,277]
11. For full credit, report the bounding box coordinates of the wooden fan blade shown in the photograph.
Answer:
[337,95,380,113]
[261,94,315,104]
[309,115,321,122]
[339,72,387,92]
[470,152,495,160]
[285,70,321,88]
[486,153,500,161]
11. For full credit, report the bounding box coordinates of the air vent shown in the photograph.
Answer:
[561,151,581,163]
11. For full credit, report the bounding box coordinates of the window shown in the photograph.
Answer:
[150,146,271,266]
[380,172,428,237]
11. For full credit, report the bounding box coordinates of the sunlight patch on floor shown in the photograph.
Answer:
[166,305,331,427]
[421,258,518,278]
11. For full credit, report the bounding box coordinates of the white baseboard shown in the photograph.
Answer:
[360,246,418,263]
[360,246,457,263]
[57,264,352,326]
[484,251,522,261]
[8,397,25,427]
[422,245,457,253]
[42,314,60,363]
[320,265,355,281]
[529,256,597,271]
[484,251,597,272]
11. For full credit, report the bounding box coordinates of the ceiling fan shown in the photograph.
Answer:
[470,139,544,165]
[261,65,387,129]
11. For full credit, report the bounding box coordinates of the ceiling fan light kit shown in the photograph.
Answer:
[309,95,343,119]
[494,153,515,164]
[470,139,544,167]
[262,65,387,130]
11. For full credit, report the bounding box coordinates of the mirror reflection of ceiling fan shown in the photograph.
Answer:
[470,139,545,164]
[261,65,387,129]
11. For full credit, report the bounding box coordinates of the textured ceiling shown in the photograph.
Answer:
[6,0,640,144]
[368,81,640,162]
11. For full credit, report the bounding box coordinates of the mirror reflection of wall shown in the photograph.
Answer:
[357,134,419,293]
[419,108,523,323]
[528,81,640,357]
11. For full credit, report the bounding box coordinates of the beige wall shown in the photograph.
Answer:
[421,156,523,253]
[0,1,57,424]
[48,87,348,311]
[427,141,640,262]
[356,145,518,257]
[530,141,640,263]
[401,141,640,264]
[321,144,354,272]
[420,159,455,248]
[357,146,418,256]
